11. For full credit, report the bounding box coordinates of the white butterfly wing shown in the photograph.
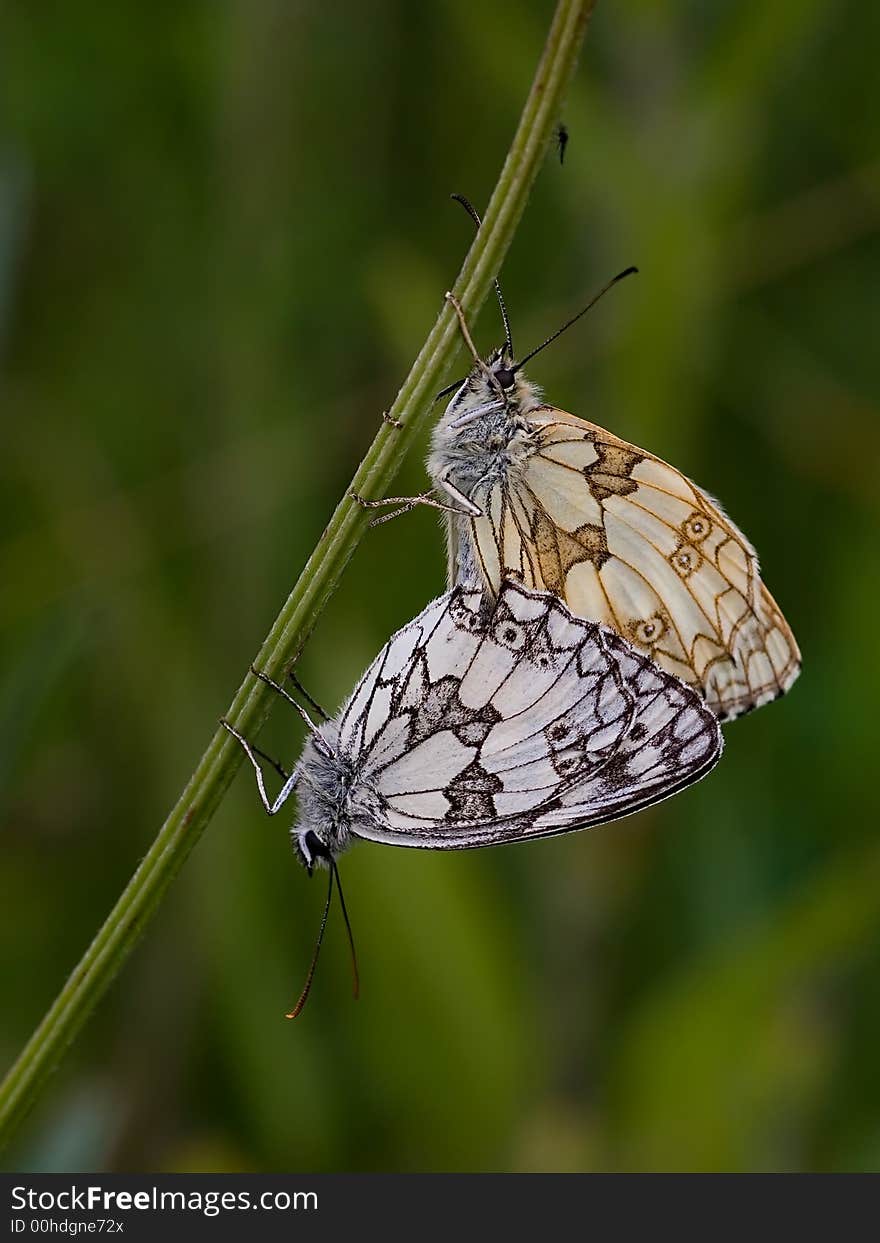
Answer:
[462,409,800,721]
[342,582,721,851]
[336,589,476,765]
[537,631,722,831]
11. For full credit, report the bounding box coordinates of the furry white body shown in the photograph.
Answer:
[427,357,542,590]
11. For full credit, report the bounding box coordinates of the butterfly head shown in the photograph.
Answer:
[294,827,333,875]
[485,346,517,393]
[455,347,542,422]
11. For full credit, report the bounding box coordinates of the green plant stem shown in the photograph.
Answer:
[0,0,598,1149]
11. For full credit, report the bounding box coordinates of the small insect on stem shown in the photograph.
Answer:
[555,123,569,164]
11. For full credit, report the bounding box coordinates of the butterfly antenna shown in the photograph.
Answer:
[286,865,334,1019]
[514,266,638,371]
[331,856,360,1002]
[450,193,514,358]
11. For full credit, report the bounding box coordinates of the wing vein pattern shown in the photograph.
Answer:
[334,582,722,851]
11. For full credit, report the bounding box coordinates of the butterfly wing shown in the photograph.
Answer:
[343,581,721,851]
[536,630,722,834]
[465,409,800,721]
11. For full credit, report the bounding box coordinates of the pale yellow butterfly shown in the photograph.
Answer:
[357,265,800,723]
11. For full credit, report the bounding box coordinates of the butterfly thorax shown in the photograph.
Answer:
[293,728,382,866]
[427,351,542,496]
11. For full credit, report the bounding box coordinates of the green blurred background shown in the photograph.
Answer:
[2,0,879,1173]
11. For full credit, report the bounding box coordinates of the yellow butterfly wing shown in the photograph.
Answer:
[467,408,800,721]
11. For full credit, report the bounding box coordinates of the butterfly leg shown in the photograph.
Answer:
[381,409,403,429]
[250,666,322,734]
[350,488,480,528]
[363,499,419,526]
[250,742,290,782]
[445,291,505,400]
[221,717,301,815]
[435,473,483,517]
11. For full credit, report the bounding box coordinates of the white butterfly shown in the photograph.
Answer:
[227,581,722,865]
[357,278,800,723]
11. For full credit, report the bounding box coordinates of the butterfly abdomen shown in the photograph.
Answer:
[429,410,537,595]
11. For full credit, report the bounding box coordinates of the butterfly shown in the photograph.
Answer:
[356,264,800,722]
[225,582,721,1011]
[226,582,722,1002]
